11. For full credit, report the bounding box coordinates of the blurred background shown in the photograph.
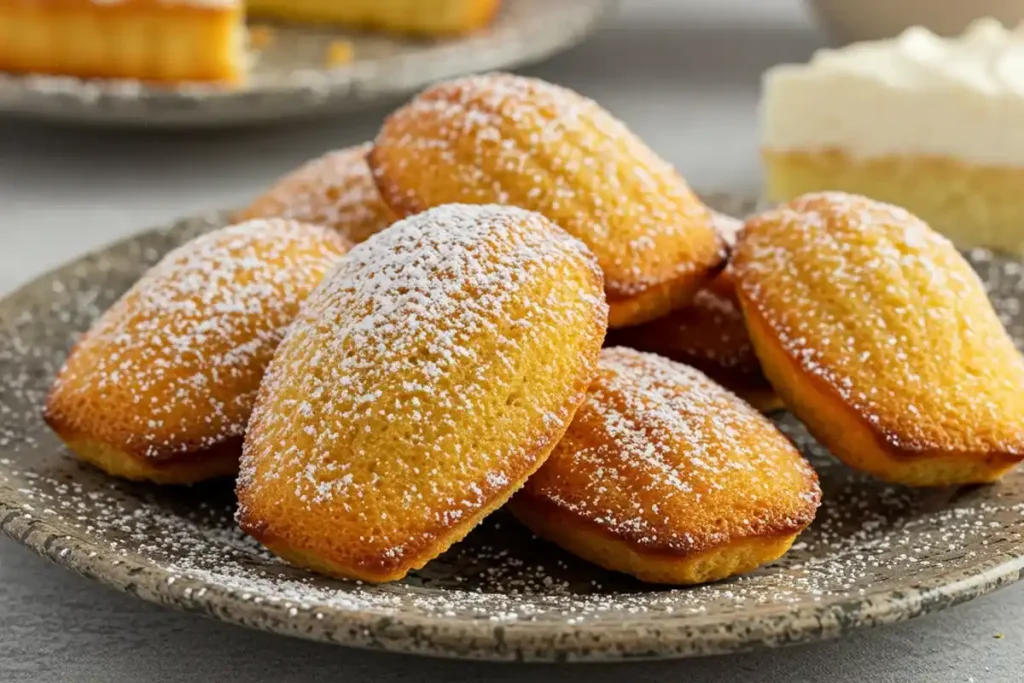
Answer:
[12,0,1024,292]
[4,0,1024,296]
[3,1,1024,682]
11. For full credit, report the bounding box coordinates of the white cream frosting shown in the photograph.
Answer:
[761,19,1024,166]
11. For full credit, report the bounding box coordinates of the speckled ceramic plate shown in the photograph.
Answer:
[0,0,614,128]
[2,194,1024,662]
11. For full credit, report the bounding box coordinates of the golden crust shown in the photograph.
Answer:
[512,497,800,585]
[608,211,781,412]
[56,434,241,485]
[247,0,501,35]
[44,219,349,484]
[237,204,608,583]
[608,280,782,413]
[602,270,778,411]
[369,73,726,328]
[0,1,499,85]
[237,144,395,245]
[744,305,1022,486]
[509,347,820,585]
[733,192,1024,486]
[0,0,245,84]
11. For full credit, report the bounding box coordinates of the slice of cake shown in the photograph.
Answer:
[761,19,1024,256]
[248,0,500,36]
[0,0,501,85]
[0,0,246,83]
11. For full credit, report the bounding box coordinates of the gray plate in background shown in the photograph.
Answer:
[0,0,615,128]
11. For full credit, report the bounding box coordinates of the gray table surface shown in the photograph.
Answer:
[1,1,1021,681]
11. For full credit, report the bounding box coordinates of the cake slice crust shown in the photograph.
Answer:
[0,0,245,83]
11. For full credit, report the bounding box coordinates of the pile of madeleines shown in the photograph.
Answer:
[43,73,1024,586]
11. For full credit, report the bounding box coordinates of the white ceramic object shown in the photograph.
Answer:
[806,0,1024,43]
[761,19,1024,166]
[0,0,615,128]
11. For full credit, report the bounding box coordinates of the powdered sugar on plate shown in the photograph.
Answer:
[46,219,346,460]
[1,204,1023,659]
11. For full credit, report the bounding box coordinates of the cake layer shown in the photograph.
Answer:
[0,0,245,83]
[0,0,501,85]
[763,149,1024,257]
[761,19,1024,167]
[247,0,501,36]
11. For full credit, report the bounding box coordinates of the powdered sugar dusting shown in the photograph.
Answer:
[3,422,1024,631]
[237,204,606,568]
[607,210,767,388]
[735,192,1024,452]
[523,348,819,552]
[240,144,394,245]
[46,219,347,460]
[1,207,1024,655]
[710,210,744,248]
[373,72,720,296]
[610,279,756,372]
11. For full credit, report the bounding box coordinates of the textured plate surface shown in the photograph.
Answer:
[2,195,1024,661]
[0,0,614,128]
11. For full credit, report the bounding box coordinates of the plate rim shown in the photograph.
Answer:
[0,0,619,127]
[3,491,1023,662]
[2,200,1024,661]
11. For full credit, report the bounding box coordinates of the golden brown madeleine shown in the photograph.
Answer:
[509,348,820,585]
[237,144,394,245]
[733,192,1024,486]
[369,73,726,328]
[44,220,349,485]
[237,204,608,583]
[609,211,782,412]
[607,282,782,413]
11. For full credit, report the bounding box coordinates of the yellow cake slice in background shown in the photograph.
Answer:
[0,0,246,84]
[0,0,501,84]
[248,0,500,36]
[761,19,1024,257]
